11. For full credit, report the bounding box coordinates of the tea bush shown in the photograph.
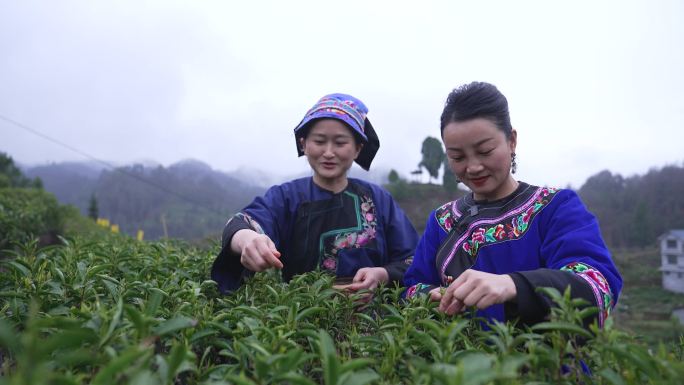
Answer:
[0,188,66,254]
[1,236,683,384]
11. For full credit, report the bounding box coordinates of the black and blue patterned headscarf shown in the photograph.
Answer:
[294,93,380,171]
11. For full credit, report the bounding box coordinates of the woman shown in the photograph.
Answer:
[404,82,622,327]
[212,93,418,294]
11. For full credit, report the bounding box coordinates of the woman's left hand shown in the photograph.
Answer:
[438,269,517,315]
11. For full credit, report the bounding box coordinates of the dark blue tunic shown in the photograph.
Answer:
[404,182,622,327]
[212,177,418,293]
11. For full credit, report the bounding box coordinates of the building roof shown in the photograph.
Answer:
[659,229,684,240]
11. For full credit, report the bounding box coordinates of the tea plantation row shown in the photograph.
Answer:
[1,235,683,384]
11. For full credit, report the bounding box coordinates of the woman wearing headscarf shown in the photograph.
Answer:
[212,93,419,294]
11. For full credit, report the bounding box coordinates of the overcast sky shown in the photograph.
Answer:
[1,0,682,188]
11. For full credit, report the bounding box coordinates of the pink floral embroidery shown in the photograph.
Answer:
[472,228,486,243]
[323,195,378,270]
[435,202,456,232]
[493,224,506,240]
[356,233,371,247]
[406,283,431,298]
[462,187,559,256]
[561,262,614,327]
[586,269,611,294]
[322,258,336,271]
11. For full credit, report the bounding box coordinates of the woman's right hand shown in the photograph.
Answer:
[428,286,445,302]
[231,229,283,272]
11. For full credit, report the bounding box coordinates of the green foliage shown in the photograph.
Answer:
[442,157,460,193]
[93,164,261,240]
[384,182,465,233]
[0,188,65,253]
[418,137,445,183]
[1,236,683,384]
[579,164,684,248]
[0,174,10,188]
[611,248,684,347]
[385,179,411,200]
[87,193,99,220]
[0,152,42,189]
[0,186,105,256]
[387,169,399,184]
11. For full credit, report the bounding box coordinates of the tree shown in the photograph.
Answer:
[88,193,99,220]
[442,157,459,193]
[0,152,42,188]
[418,137,445,184]
[388,169,399,184]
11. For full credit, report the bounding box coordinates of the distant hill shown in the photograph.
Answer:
[19,159,397,241]
[24,161,105,213]
[578,163,684,248]
[20,157,684,247]
[22,160,265,240]
[389,163,684,249]
[388,182,466,234]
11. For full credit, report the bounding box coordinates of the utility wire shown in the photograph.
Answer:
[0,113,219,213]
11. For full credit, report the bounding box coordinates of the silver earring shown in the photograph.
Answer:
[511,153,517,174]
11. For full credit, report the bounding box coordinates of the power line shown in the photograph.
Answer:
[0,113,219,213]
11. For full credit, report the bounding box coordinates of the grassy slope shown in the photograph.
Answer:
[611,247,684,346]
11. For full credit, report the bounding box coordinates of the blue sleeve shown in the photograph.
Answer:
[528,189,623,325]
[403,210,444,296]
[241,183,297,249]
[371,185,419,282]
[210,183,296,294]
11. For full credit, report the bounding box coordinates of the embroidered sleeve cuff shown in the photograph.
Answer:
[560,262,615,328]
[405,283,438,299]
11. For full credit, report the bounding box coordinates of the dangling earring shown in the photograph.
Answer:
[511,153,517,174]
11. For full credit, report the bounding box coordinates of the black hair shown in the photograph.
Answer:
[440,82,513,139]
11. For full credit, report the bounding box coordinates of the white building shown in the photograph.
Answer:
[660,230,684,294]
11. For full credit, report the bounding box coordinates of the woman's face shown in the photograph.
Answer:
[442,118,517,201]
[301,119,362,191]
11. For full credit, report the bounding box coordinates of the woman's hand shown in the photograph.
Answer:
[335,267,389,304]
[231,229,283,272]
[428,286,445,302]
[346,267,389,292]
[335,267,388,299]
[438,269,517,316]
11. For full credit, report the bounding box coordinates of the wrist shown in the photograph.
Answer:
[379,267,390,283]
[231,229,256,253]
[504,274,517,302]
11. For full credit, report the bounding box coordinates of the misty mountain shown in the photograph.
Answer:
[225,164,392,188]
[23,161,105,213]
[21,158,398,241]
[13,154,684,248]
[22,159,266,240]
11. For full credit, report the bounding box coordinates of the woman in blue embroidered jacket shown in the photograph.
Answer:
[212,93,419,294]
[404,82,622,327]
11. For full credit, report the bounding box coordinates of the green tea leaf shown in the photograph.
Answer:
[152,316,197,337]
